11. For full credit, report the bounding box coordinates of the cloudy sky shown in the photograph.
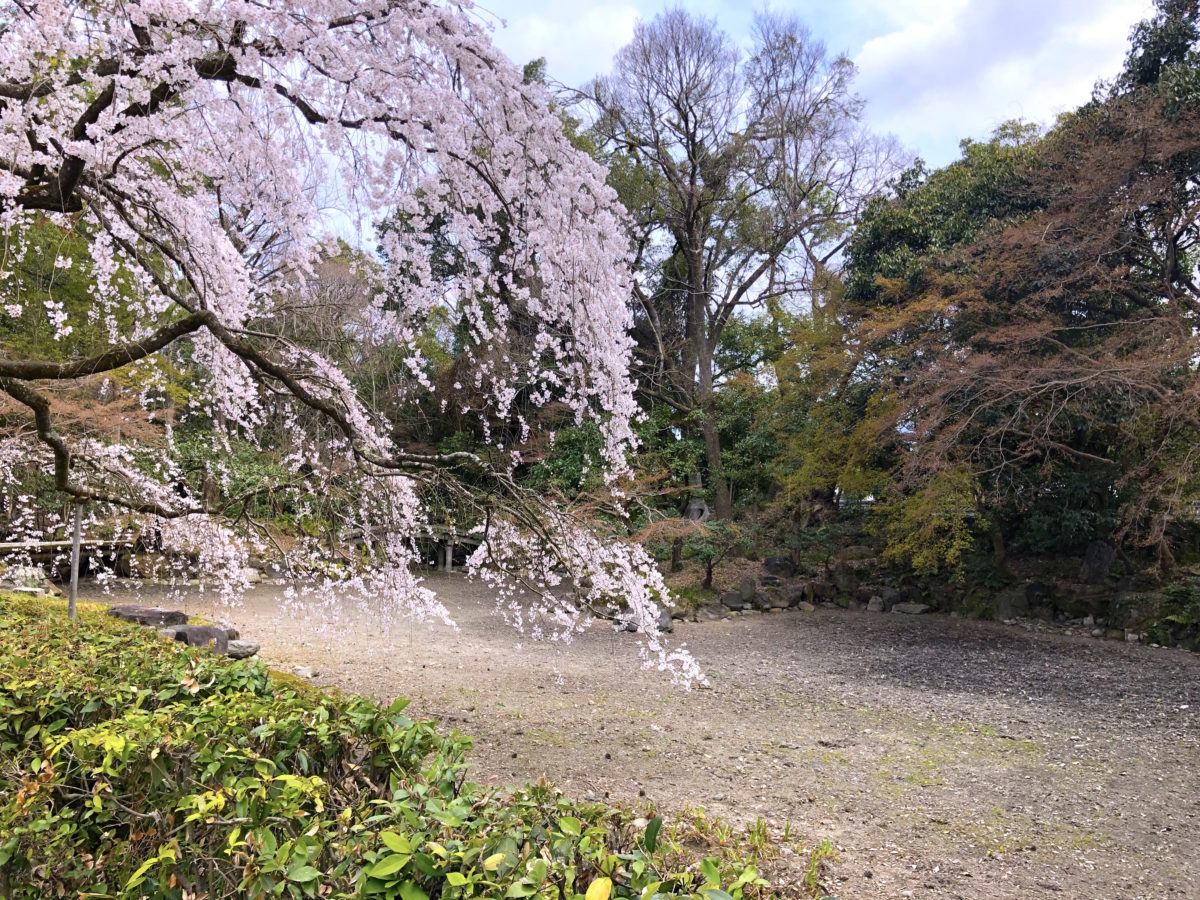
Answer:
[474,0,1154,167]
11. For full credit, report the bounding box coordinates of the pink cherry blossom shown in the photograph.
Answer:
[0,1,698,684]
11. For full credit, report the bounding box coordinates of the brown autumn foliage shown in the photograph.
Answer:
[871,89,1200,561]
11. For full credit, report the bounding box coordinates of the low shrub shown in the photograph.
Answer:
[0,594,816,898]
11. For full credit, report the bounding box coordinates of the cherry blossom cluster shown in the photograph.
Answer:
[0,1,696,682]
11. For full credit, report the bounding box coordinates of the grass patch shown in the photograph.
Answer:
[0,593,823,898]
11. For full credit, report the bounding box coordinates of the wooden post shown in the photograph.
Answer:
[68,503,82,623]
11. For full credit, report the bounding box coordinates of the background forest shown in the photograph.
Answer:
[4,1,1200,645]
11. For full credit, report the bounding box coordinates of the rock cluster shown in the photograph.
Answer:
[698,549,935,621]
[109,605,188,626]
[108,605,260,659]
[0,565,62,598]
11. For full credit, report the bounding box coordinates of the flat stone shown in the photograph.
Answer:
[797,601,816,612]
[867,596,885,613]
[720,591,745,611]
[892,602,931,615]
[172,624,228,652]
[226,639,260,659]
[108,605,189,626]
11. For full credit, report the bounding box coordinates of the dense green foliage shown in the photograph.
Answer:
[0,595,812,899]
[624,0,1200,599]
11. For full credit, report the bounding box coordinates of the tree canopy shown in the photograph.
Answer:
[0,0,700,682]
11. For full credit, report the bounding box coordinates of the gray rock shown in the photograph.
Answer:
[1025,581,1054,606]
[1079,540,1117,584]
[293,665,319,679]
[867,595,885,613]
[830,562,859,596]
[739,575,757,603]
[797,601,817,612]
[108,605,189,627]
[892,602,931,615]
[810,580,835,601]
[657,607,674,634]
[720,591,745,611]
[763,556,796,578]
[783,584,807,607]
[833,545,877,563]
[751,591,772,611]
[172,624,229,652]
[226,639,260,659]
[991,586,1029,620]
[760,574,782,588]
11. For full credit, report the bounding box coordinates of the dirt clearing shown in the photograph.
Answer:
[84,575,1200,899]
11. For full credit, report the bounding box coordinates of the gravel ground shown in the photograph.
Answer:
[84,575,1200,899]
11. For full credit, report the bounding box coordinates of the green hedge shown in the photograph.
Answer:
[0,594,813,898]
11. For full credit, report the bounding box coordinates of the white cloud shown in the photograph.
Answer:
[854,0,1153,163]
[474,0,1156,167]
[478,0,643,88]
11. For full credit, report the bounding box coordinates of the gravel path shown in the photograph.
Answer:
[85,575,1200,899]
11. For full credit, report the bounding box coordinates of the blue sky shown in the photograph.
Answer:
[474,0,1154,167]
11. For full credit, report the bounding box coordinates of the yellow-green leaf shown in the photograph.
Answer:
[483,852,507,871]
[381,832,411,854]
[559,816,582,836]
[586,876,612,900]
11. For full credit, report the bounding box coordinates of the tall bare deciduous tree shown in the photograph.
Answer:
[579,7,903,517]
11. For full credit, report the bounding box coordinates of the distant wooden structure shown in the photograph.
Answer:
[425,525,482,573]
[0,537,136,555]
